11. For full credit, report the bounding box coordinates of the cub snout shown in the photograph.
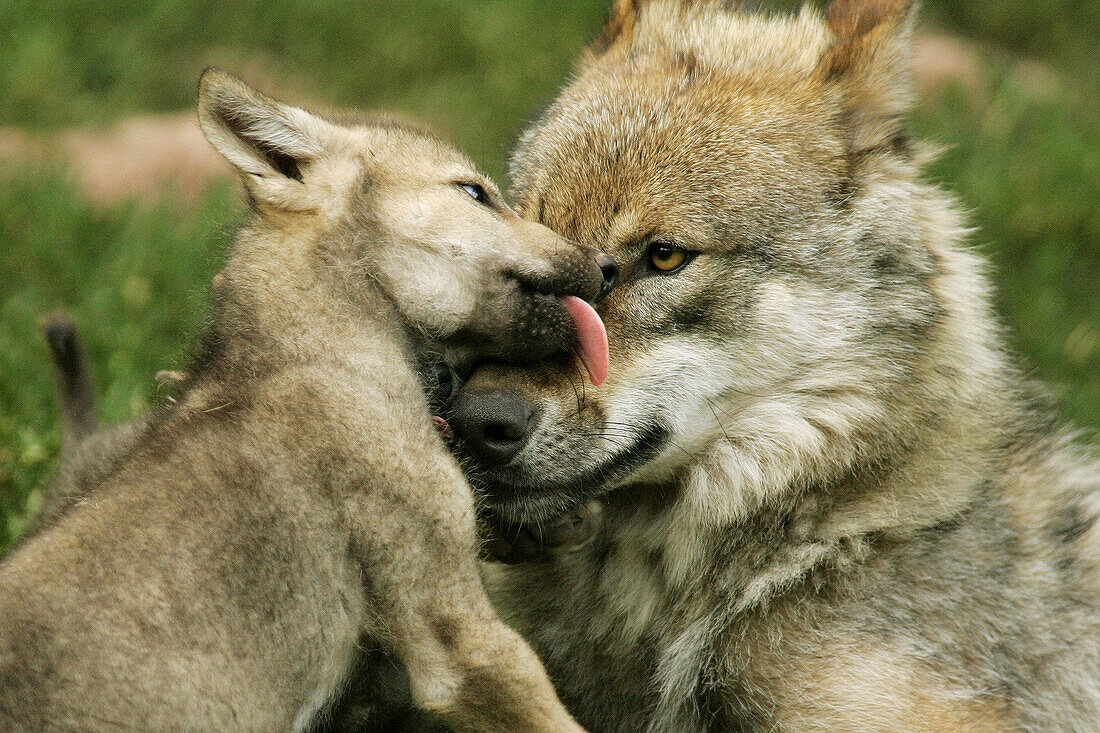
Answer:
[508,246,619,306]
[470,224,618,371]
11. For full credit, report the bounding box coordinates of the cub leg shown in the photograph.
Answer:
[346,470,582,732]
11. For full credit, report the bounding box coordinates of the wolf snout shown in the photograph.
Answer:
[447,390,536,466]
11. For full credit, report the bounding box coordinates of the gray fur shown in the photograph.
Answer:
[456,1,1100,729]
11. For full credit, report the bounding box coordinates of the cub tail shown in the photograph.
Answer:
[39,312,97,455]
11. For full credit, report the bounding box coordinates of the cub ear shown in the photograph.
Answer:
[819,0,917,156]
[197,68,327,210]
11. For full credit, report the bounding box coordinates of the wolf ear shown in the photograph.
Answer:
[590,0,644,56]
[590,0,710,56]
[819,0,917,156]
[197,69,327,210]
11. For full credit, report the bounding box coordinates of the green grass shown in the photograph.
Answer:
[3,0,1100,553]
[0,171,237,545]
[0,0,608,178]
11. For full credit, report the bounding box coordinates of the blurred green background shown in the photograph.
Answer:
[2,0,1099,553]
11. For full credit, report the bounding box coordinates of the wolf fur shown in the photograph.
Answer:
[453,1,1100,730]
[0,70,601,732]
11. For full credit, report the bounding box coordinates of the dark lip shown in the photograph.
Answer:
[524,291,578,356]
[471,420,671,521]
[453,291,574,368]
[526,288,566,312]
[488,491,590,526]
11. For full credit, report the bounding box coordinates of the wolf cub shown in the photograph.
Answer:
[0,70,616,732]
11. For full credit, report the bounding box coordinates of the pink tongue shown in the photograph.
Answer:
[559,296,609,386]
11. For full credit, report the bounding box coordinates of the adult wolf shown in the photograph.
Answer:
[447,0,1100,729]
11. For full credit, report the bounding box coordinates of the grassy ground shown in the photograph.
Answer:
[3,0,1100,552]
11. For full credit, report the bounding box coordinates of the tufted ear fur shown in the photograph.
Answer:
[197,68,330,212]
[589,0,728,56]
[590,0,645,55]
[819,0,918,157]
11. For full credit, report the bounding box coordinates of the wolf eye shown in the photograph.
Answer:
[647,242,691,273]
[458,183,489,205]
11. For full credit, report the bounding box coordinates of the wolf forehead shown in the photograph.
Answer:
[511,2,896,243]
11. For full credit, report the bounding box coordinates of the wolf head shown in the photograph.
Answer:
[196,70,615,379]
[452,0,1011,537]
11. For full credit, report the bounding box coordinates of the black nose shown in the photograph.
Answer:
[447,391,535,467]
[596,253,619,301]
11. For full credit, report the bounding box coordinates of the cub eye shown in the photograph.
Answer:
[459,183,489,205]
[647,242,691,273]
